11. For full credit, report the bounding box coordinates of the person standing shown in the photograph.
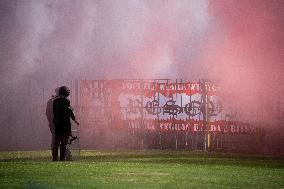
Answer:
[45,88,59,150]
[52,86,79,161]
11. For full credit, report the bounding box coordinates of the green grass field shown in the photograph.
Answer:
[0,150,283,189]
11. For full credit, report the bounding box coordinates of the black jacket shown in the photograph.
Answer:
[53,97,76,135]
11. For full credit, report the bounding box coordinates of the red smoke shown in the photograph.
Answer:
[198,0,284,124]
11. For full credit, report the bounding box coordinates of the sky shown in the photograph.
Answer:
[0,0,283,149]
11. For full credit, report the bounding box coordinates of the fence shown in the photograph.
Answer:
[1,79,283,155]
[78,79,274,153]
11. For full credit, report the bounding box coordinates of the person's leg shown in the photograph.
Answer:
[49,123,55,149]
[51,132,55,149]
[59,134,69,161]
[52,134,60,161]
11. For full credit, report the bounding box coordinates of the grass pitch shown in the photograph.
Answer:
[0,150,283,189]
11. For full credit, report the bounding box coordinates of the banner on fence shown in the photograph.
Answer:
[80,79,257,133]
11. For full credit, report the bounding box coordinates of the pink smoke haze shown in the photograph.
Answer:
[202,1,284,123]
[0,0,283,150]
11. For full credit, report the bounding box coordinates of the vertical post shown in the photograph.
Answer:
[8,107,12,150]
[42,81,45,113]
[175,133,178,150]
[201,79,208,152]
[75,79,79,115]
[185,131,188,147]
[42,80,45,151]
[140,80,144,149]
[159,132,162,149]
[189,82,193,150]
[206,84,210,151]
[74,79,80,158]
[157,79,162,150]
[29,80,33,148]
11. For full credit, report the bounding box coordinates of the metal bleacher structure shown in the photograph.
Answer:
[4,79,283,155]
[77,79,276,153]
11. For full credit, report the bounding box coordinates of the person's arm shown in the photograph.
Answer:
[66,100,79,125]
[69,107,79,125]
[45,99,53,122]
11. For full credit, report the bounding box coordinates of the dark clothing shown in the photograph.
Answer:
[53,97,75,135]
[52,96,76,161]
[52,133,69,161]
[46,96,58,149]
[46,96,57,128]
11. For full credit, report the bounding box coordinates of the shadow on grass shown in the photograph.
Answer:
[1,151,283,168]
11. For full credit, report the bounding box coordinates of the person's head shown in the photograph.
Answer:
[55,87,60,97]
[59,86,70,97]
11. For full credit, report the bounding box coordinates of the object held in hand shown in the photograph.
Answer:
[68,136,78,144]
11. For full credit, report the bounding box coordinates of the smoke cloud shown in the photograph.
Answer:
[1,0,213,82]
[0,0,283,150]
